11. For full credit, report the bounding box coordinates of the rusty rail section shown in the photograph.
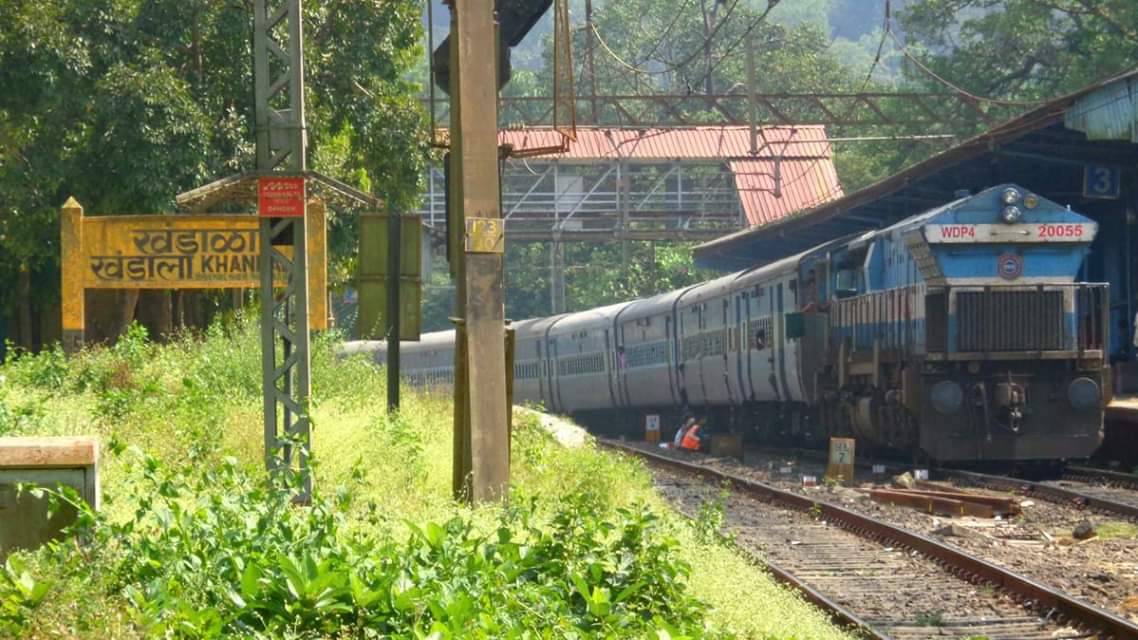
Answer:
[865,487,1019,518]
[602,441,1138,640]
[942,467,1138,522]
[766,444,1138,522]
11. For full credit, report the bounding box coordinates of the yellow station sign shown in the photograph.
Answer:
[81,216,283,289]
[61,197,328,350]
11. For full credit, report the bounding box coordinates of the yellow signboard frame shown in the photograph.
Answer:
[826,437,856,484]
[60,197,327,351]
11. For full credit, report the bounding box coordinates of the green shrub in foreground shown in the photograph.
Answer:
[3,447,720,639]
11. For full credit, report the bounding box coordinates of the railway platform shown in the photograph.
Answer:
[1096,397,1138,469]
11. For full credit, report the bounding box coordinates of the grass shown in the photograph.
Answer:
[1095,521,1138,540]
[0,317,854,639]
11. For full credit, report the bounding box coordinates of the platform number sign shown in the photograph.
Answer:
[645,414,660,431]
[1083,164,1121,200]
[644,414,661,444]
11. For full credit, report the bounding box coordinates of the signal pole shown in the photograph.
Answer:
[449,0,510,502]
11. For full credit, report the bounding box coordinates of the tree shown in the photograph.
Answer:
[898,1,1138,101]
[0,0,430,349]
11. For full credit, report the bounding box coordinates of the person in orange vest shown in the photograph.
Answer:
[680,418,704,452]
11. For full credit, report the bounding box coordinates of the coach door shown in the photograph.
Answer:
[735,291,751,403]
[604,328,620,409]
[535,341,547,408]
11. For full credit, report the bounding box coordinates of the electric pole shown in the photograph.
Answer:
[585,0,599,123]
[254,0,313,502]
[449,0,510,503]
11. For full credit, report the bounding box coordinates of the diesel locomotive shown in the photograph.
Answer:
[351,185,1110,463]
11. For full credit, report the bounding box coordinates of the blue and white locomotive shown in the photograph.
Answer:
[354,185,1109,463]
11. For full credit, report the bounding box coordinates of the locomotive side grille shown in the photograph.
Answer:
[956,289,1064,352]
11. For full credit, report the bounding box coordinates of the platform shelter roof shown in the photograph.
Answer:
[693,68,1138,272]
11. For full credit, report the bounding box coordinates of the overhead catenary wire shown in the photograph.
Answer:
[632,0,697,68]
[589,0,775,80]
[770,0,894,199]
[887,29,1045,108]
[685,0,782,92]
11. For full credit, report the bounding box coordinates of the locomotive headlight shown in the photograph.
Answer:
[1068,377,1101,411]
[930,380,964,414]
[1001,206,1023,224]
[1023,193,1039,209]
[1001,188,1021,205]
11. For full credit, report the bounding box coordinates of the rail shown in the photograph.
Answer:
[602,440,1138,639]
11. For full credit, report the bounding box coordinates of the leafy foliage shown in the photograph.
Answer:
[899,0,1138,101]
[5,449,718,639]
[0,315,853,640]
[0,0,429,333]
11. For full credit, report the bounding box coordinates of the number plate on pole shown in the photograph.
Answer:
[258,177,306,217]
[465,217,504,253]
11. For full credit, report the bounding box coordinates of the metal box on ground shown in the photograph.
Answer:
[0,437,99,559]
[644,414,661,444]
[709,434,743,459]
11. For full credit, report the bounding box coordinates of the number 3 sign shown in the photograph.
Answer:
[1084,164,1121,200]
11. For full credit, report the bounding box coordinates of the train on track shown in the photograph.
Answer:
[351,185,1111,463]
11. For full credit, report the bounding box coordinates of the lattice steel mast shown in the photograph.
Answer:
[254,0,312,501]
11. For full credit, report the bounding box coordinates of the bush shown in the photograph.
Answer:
[8,447,718,639]
[0,319,852,639]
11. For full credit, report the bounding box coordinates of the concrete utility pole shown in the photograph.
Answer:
[254,0,312,502]
[450,0,510,503]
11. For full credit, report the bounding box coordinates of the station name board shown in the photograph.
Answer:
[60,198,328,352]
[80,217,285,289]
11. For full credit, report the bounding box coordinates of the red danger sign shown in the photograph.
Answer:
[258,177,306,217]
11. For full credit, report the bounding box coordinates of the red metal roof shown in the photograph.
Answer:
[498,125,833,160]
[729,158,842,226]
[496,126,842,227]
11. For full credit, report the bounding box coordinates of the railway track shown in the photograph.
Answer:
[940,467,1138,522]
[602,440,1138,640]
[738,444,1138,524]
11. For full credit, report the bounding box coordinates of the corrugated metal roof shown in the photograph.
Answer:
[498,125,833,161]
[729,159,842,226]
[694,67,1138,271]
[494,125,840,229]
[1065,76,1138,143]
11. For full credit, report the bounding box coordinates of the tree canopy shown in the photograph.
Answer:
[0,0,429,345]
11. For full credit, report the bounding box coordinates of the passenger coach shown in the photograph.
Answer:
[351,185,1109,464]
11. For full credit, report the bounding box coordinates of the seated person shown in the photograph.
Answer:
[674,416,695,448]
[680,419,704,452]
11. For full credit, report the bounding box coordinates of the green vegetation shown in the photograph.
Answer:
[1,0,430,347]
[0,321,853,639]
[1095,521,1138,540]
[914,611,944,627]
